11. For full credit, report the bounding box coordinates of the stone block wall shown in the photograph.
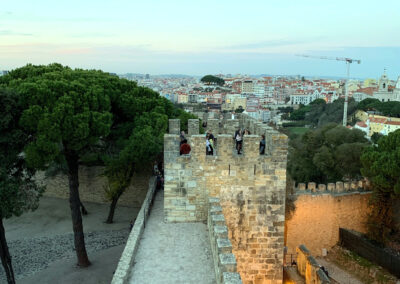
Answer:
[285,191,371,256]
[36,166,150,207]
[208,197,242,284]
[164,117,288,284]
[207,118,220,135]
[296,245,330,284]
[188,119,199,136]
[169,119,181,135]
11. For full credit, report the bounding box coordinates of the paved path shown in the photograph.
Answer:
[317,258,363,284]
[129,191,216,284]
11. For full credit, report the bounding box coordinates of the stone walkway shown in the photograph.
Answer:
[317,258,363,284]
[129,191,216,284]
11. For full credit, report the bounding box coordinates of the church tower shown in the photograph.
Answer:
[378,69,389,91]
[395,76,400,89]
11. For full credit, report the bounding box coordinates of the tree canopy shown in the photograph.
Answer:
[357,98,400,117]
[288,98,357,127]
[288,123,369,184]
[0,63,197,267]
[361,129,400,242]
[200,75,225,86]
[0,87,43,283]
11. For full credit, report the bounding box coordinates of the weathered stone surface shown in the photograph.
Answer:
[164,115,287,283]
[217,238,233,254]
[169,119,180,135]
[210,205,223,215]
[222,272,242,284]
[36,167,150,207]
[188,119,199,136]
[286,193,371,257]
[318,184,326,192]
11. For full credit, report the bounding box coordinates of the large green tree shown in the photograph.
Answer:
[357,98,400,117]
[102,87,170,223]
[361,129,400,242]
[288,123,369,183]
[0,88,43,283]
[200,75,225,86]
[0,64,121,267]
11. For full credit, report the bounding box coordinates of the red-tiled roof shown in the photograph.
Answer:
[369,117,387,123]
[356,87,377,95]
[385,120,400,126]
[356,121,368,128]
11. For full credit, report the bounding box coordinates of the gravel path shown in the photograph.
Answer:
[1,229,129,281]
[129,191,216,284]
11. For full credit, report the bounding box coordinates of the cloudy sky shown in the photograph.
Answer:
[1,0,400,79]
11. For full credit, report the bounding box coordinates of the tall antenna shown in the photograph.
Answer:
[296,54,361,126]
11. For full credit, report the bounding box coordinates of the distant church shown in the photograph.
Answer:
[372,70,400,102]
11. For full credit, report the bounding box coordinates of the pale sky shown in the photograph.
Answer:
[1,0,400,79]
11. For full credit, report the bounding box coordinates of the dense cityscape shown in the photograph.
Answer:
[117,71,400,137]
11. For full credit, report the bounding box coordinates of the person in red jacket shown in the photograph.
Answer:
[180,139,191,155]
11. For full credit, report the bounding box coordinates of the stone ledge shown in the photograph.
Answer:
[214,226,228,238]
[217,238,232,254]
[223,272,242,284]
[111,177,156,284]
[219,253,237,272]
[211,214,226,226]
[207,196,242,284]
[210,205,223,215]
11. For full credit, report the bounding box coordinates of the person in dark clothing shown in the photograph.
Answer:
[180,139,191,155]
[234,128,241,152]
[259,134,265,155]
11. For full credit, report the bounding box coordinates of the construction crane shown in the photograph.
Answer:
[296,54,361,126]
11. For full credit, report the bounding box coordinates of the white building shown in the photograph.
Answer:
[289,90,321,105]
[372,71,400,102]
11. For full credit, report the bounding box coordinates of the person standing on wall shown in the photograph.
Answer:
[235,129,243,154]
[179,131,186,145]
[206,134,213,155]
[259,135,265,155]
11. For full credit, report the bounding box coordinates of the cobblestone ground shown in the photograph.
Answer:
[129,191,216,284]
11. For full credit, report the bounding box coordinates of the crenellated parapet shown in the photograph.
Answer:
[164,117,288,283]
[295,179,371,195]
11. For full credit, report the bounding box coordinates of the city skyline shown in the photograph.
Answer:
[1,0,400,79]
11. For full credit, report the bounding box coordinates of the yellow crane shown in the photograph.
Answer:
[296,54,361,126]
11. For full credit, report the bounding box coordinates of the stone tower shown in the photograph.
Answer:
[164,116,288,283]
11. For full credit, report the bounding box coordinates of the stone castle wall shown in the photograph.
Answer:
[37,166,151,207]
[164,116,288,283]
[296,245,330,284]
[285,187,371,256]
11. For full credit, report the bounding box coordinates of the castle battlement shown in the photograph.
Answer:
[295,179,371,195]
[164,115,288,283]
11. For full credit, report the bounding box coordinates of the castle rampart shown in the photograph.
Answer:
[285,182,372,256]
[164,117,288,283]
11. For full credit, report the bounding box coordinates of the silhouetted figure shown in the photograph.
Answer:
[259,135,265,155]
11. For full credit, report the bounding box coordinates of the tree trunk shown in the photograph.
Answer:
[65,150,91,267]
[0,218,15,284]
[105,194,121,224]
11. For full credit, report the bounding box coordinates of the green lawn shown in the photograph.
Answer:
[287,127,309,136]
